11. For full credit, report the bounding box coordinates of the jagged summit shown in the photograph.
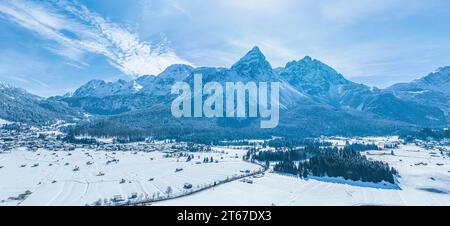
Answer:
[0,81,14,89]
[0,81,32,95]
[71,64,194,98]
[3,45,449,133]
[298,55,313,63]
[281,56,349,87]
[424,66,450,83]
[116,79,128,85]
[72,79,139,98]
[239,46,265,59]
[390,65,450,95]
[286,56,335,72]
[162,64,194,72]
[135,75,155,87]
[158,64,194,81]
[435,66,450,73]
[83,79,106,87]
[0,81,79,123]
[231,46,273,76]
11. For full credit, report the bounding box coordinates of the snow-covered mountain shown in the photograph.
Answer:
[59,47,448,138]
[278,56,371,107]
[71,64,194,99]
[230,47,275,81]
[2,46,448,137]
[72,79,143,98]
[0,82,80,123]
[61,64,194,115]
[280,56,352,94]
[139,64,194,95]
[389,66,450,115]
[390,67,450,94]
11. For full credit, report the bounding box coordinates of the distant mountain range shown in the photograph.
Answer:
[1,47,449,139]
[0,83,80,124]
[388,66,450,115]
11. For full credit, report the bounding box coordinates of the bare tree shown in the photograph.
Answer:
[166,186,173,197]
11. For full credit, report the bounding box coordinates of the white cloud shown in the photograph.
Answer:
[0,0,190,77]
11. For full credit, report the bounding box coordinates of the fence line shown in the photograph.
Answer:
[117,160,268,206]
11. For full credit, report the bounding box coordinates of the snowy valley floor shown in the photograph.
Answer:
[0,144,449,206]
[0,147,260,206]
[156,145,450,206]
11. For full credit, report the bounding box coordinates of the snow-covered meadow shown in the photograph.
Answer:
[157,144,450,206]
[0,147,260,206]
[1,139,449,206]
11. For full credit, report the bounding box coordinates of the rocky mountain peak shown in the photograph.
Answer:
[231,46,273,77]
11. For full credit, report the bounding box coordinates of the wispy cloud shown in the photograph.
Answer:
[0,0,190,77]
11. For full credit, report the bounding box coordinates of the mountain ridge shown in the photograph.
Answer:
[57,47,448,139]
[0,82,81,124]
[2,46,449,139]
[388,66,450,116]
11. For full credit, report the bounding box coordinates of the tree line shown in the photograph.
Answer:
[295,148,397,184]
[345,142,381,151]
[401,128,450,142]
[246,142,380,163]
[247,145,398,184]
[264,138,332,149]
[245,145,334,162]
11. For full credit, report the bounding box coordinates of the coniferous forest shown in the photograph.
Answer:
[246,145,398,184]
[401,128,450,142]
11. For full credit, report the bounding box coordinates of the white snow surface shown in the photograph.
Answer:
[1,143,449,206]
[156,144,450,206]
[0,147,259,206]
[0,118,11,125]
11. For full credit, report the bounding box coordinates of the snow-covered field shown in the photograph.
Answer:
[0,118,10,126]
[1,142,449,206]
[156,144,450,206]
[0,147,260,206]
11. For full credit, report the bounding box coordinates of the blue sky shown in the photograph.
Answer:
[1,0,450,97]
